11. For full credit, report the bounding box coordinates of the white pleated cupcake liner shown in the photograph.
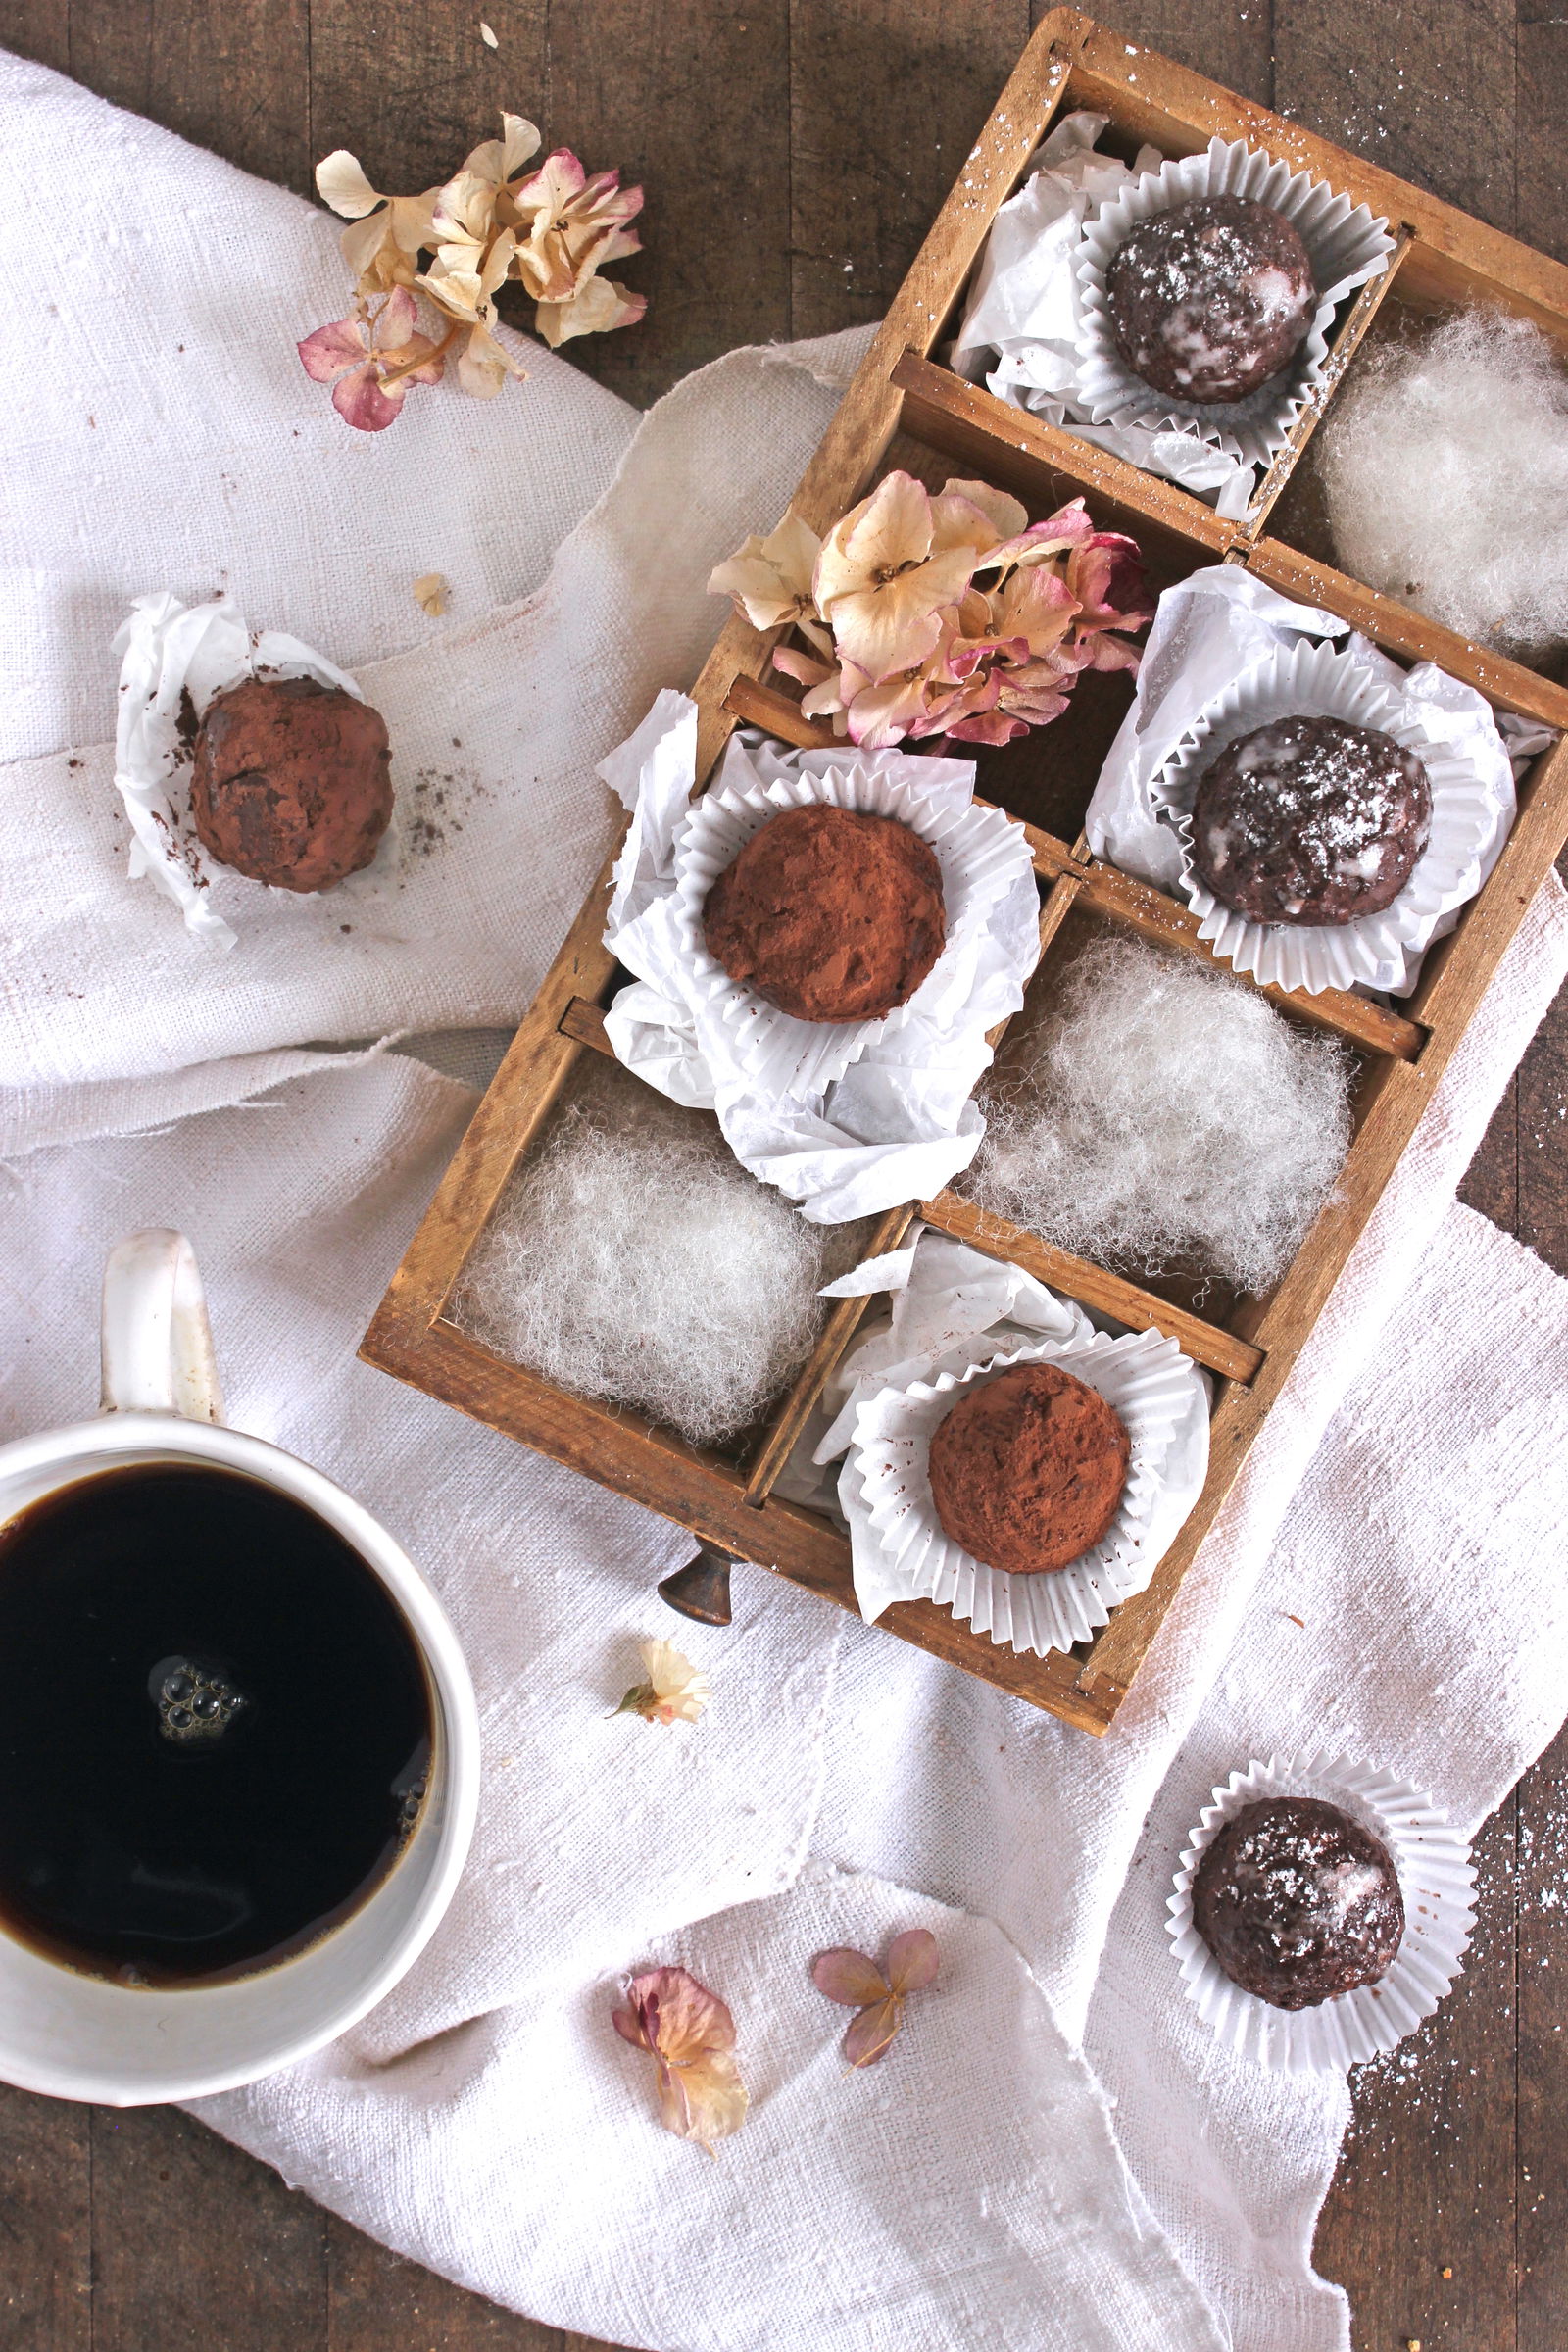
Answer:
[1167,1753,1476,2074]
[848,1324,1204,1656]
[1074,136,1395,472]
[1149,636,1499,995]
[670,758,1035,1102]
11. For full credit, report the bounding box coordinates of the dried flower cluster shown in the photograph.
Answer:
[710,473,1152,750]
[300,114,645,430]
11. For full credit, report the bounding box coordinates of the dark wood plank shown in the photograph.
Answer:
[544,0,791,403]
[90,2103,326,2349]
[1518,976,1568,1273]
[1519,12,1568,268]
[790,0,1030,341]
[1517,1720,1568,2352]
[0,0,68,71]
[74,0,310,194]
[1274,0,1517,231]
[1084,0,1272,104]
[327,2216,569,2350]
[309,0,548,215]
[1458,1074,1520,1234]
[0,2085,90,2352]
[1314,1792,1521,2352]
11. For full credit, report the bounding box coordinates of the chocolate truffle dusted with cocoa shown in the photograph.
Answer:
[1190,713,1431,927]
[1106,195,1316,406]
[191,675,393,893]
[1192,1795,1405,2010]
[927,1360,1130,1577]
[701,805,946,1025]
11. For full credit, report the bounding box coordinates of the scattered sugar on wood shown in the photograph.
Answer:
[964,935,1353,1295]
[1317,308,1568,658]
[453,1063,830,1447]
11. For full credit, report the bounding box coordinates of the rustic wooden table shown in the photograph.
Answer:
[0,4,1564,2347]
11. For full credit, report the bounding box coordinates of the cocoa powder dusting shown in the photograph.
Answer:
[702,805,946,1025]
[928,1361,1129,1576]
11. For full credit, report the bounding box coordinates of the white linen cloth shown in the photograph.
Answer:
[5,46,1568,2352]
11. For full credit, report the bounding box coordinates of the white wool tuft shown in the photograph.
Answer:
[965,936,1353,1295]
[453,1068,829,1447]
[1316,308,1568,658]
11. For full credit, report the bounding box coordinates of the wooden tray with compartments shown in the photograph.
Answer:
[363,8,1568,1734]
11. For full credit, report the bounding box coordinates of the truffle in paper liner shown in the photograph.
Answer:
[846,1325,1205,1656]
[111,591,388,949]
[670,756,1035,1103]
[1151,635,1501,995]
[1167,1753,1475,2073]
[1073,138,1394,478]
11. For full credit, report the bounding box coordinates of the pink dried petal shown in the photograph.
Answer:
[842,1993,904,2068]
[771,645,832,689]
[1067,535,1154,630]
[376,285,420,347]
[944,708,1034,745]
[331,361,408,431]
[985,496,1099,573]
[1075,628,1144,675]
[612,1966,747,2148]
[514,146,589,217]
[811,1947,890,2008]
[885,1928,939,1995]
[298,315,368,382]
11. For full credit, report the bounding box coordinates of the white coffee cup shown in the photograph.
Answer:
[0,1229,479,2106]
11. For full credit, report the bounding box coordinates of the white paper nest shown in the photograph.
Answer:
[671,759,1033,1103]
[1150,636,1500,995]
[1167,1753,1476,2073]
[845,1325,1203,1656]
[1074,137,1395,474]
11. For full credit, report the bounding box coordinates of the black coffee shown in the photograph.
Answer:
[0,1462,431,1987]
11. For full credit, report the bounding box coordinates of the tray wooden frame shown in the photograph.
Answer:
[364,10,1568,1736]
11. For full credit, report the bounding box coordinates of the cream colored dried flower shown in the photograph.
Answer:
[709,514,828,651]
[413,572,449,614]
[614,1639,711,1728]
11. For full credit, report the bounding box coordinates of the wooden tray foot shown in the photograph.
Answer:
[658,1547,735,1625]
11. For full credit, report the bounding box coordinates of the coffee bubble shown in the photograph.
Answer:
[149,1655,249,1746]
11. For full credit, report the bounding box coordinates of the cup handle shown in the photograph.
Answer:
[100,1229,226,1424]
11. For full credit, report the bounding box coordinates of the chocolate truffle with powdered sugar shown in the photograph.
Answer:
[1192,1796,1404,2010]
[1189,713,1431,927]
[1105,194,1315,406]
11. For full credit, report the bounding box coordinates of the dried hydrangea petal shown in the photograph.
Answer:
[316,150,383,219]
[612,1966,748,2149]
[811,1947,890,2009]
[885,1928,939,1995]
[841,1993,905,2069]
